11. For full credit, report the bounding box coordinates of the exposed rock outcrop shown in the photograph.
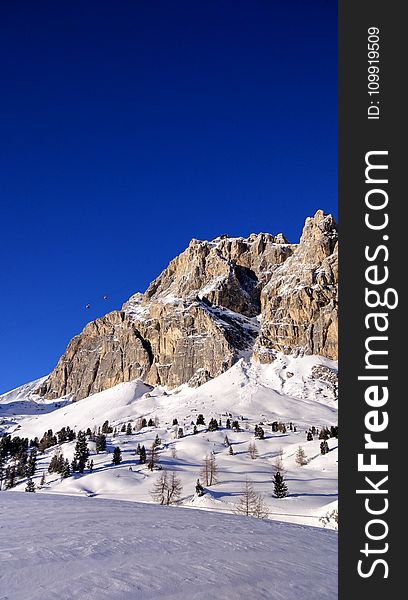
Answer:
[254,210,338,361]
[37,211,338,401]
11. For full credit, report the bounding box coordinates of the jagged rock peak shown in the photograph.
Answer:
[36,211,337,401]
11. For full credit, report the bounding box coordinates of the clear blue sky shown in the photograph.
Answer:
[0,1,337,394]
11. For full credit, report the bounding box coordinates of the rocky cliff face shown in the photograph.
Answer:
[37,211,338,401]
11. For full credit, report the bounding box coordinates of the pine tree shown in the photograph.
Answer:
[139,445,146,464]
[61,459,71,479]
[229,445,234,455]
[112,447,122,465]
[172,418,179,426]
[177,427,184,439]
[0,455,5,491]
[121,424,126,433]
[72,431,89,473]
[295,446,308,466]
[126,422,132,435]
[27,447,37,477]
[224,435,230,447]
[193,425,197,435]
[196,414,205,426]
[40,471,46,487]
[5,465,17,489]
[49,449,65,474]
[95,433,107,453]
[226,418,231,429]
[153,434,161,447]
[195,478,205,496]
[307,431,313,441]
[273,471,288,498]
[254,425,265,440]
[25,477,36,492]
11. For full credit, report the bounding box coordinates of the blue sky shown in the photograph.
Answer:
[0,1,337,393]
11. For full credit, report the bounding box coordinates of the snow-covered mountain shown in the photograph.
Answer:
[1,353,337,529]
[35,210,338,401]
[0,211,338,598]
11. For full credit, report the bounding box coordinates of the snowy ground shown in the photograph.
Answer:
[1,355,338,528]
[0,492,338,600]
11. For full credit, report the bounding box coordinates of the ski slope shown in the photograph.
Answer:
[0,492,338,600]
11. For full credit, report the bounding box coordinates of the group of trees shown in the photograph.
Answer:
[306,425,338,442]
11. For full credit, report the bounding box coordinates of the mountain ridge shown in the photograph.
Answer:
[35,210,337,401]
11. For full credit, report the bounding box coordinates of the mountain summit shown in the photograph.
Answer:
[37,210,337,401]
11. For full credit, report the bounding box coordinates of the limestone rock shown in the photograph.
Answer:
[36,211,338,401]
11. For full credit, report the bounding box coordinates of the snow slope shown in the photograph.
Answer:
[0,492,338,600]
[1,355,338,529]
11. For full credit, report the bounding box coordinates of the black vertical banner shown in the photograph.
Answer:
[339,1,404,597]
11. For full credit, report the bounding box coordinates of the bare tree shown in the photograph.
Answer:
[150,470,183,505]
[166,471,183,505]
[150,471,168,504]
[135,417,144,432]
[201,454,218,486]
[235,477,269,519]
[248,441,259,459]
[273,447,285,473]
[171,446,177,459]
[295,446,308,467]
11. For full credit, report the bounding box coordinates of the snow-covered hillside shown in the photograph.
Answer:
[0,492,338,600]
[1,355,338,528]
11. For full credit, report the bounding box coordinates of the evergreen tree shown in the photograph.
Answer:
[229,445,234,455]
[40,471,46,487]
[48,449,65,474]
[172,418,179,426]
[307,431,313,441]
[195,478,205,496]
[27,447,37,477]
[0,455,5,491]
[126,423,132,435]
[177,427,184,439]
[139,445,146,464]
[25,477,36,492]
[226,418,231,429]
[61,459,71,479]
[121,424,126,433]
[95,433,107,453]
[5,465,17,489]
[72,431,89,473]
[208,418,218,431]
[102,420,113,434]
[320,440,330,455]
[254,425,265,440]
[153,434,161,447]
[196,414,205,426]
[112,447,122,466]
[224,435,230,447]
[193,425,198,435]
[232,420,240,432]
[273,471,288,498]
